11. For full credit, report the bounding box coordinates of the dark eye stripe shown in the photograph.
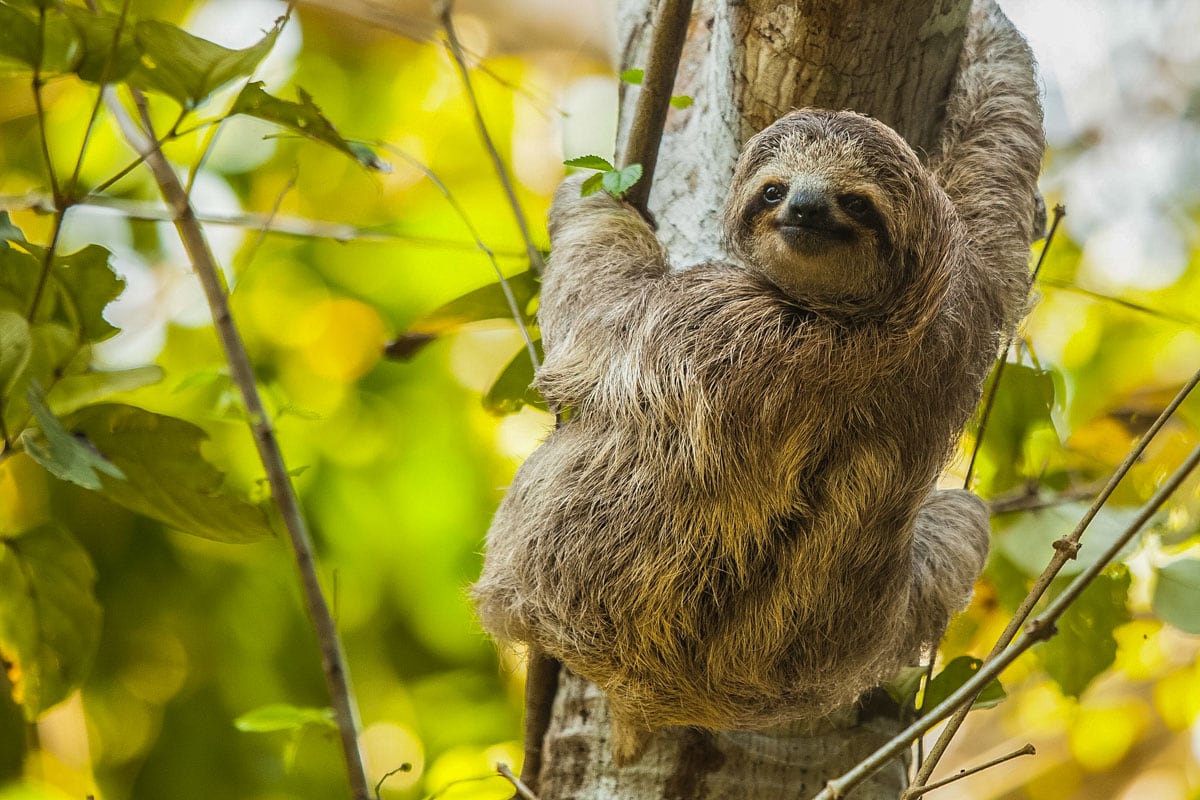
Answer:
[837,194,892,252]
[740,182,787,229]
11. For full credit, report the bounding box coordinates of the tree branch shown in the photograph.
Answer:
[813,434,1200,800]
[619,0,695,218]
[105,88,372,800]
[910,363,1200,790]
[904,743,1034,799]
[436,0,545,276]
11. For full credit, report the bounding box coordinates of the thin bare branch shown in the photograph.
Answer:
[32,7,60,204]
[498,763,540,800]
[380,144,540,370]
[72,0,133,195]
[911,363,1200,789]
[963,204,1065,490]
[1039,279,1200,329]
[435,0,545,276]
[987,484,1098,515]
[815,432,1200,800]
[904,743,1035,799]
[105,87,371,800]
[0,193,522,255]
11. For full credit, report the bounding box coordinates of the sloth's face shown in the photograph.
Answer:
[724,111,923,312]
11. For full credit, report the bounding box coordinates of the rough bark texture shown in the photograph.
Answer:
[537,1,972,798]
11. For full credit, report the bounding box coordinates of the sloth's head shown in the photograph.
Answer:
[724,110,932,312]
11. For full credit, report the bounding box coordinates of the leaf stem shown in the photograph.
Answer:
[105,87,371,800]
[26,207,66,325]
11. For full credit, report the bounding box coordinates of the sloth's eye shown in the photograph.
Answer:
[762,183,787,204]
[838,194,876,220]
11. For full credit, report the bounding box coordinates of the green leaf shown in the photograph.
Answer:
[484,343,545,416]
[22,384,125,491]
[411,271,539,334]
[234,703,336,733]
[883,665,926,709]
[46,244,123,343]
[130,18,279,109]
[389,271,540,360]
[579,172,604,197]
[231,82,388,171]
[973,362,1060,493]
[46,365,164,417]
[12,243,124,344]
[602,163,643,198]
[0,668,23,781]
[0,311,31,400]
[563,154,614,171]
[0,243,41,316]
[1,323,76,439]
[66,404,274,544]
[63,5,140,83]
[923,656,1006,712]
[0,212,26,247]
[0,5,38,69]
[669,94,694,109]
[619,68,644,85]
[1041,565,1131,697]
[1152,559,1200,634]
[996,503,1143,579]
[0,523,102,719]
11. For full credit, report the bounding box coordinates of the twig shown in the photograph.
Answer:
[963,204,1065,489]
[380,144,539,371]
[987,484,1098,515]
[910,363,1200,790]
[105,87,371,800]
[72,0,132,195]
[373,763,412,800]
[498,763,540,800]
[0,193,523,255]
[436,0,545,276]
[904,743,1034,799]
[814,435,1200,800]
[916,204,1065,773]
[619,0,695,218]
[32,7,60,205]
[1038,279,1200,329]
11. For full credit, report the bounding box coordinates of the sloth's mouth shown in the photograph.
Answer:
[777,221,854,252]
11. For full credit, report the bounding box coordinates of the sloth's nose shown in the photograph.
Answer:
[785,189,834,228]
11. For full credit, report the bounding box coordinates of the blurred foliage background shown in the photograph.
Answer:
[0,0,1197,799]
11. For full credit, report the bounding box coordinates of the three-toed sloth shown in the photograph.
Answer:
[474,0,1043,763]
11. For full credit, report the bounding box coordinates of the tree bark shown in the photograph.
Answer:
[537,1,972,798]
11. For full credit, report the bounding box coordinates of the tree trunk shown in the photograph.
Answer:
[537,1,972,798]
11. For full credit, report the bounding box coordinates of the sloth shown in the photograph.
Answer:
[473,0,1043,764]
